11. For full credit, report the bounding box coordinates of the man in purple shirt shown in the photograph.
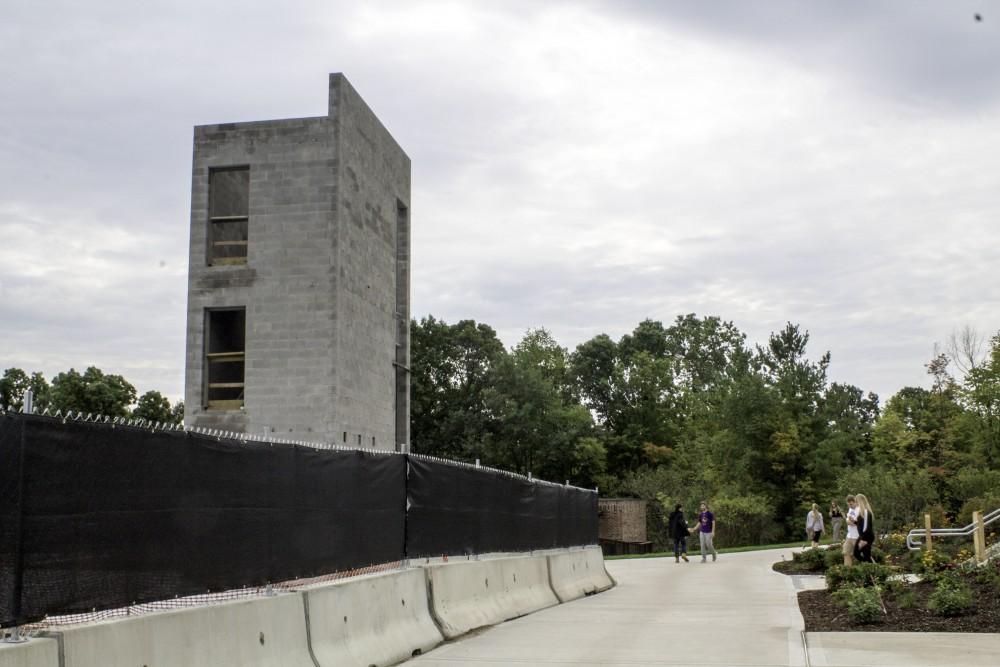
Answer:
[694,501,717,562]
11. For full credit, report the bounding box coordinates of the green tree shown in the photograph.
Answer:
[807,383,879,503]
[410,316,507,460]
[1,368,29,409]
[570,323,681,475]
[571,436,607,487]
[132,390,174,423]
[663,314,749,399]
[837,464,939,532]
[570,333,622,429]
[512,328,574,400]
[961,332,1000,465]
[757,322,830,419]
[481,351,596,484]
[0,368,51,411]
[50,366,137,418]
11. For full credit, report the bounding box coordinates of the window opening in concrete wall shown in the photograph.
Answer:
[205,308,246,409]
[394,201,410,453]
[342,432,347,443]
[208,166,249,266]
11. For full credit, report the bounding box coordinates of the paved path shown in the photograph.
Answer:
[407,548,1000,667]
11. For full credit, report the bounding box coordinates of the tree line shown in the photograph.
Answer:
[6,315,997,547]
[0,366,183,424]
[411,315,1000,546]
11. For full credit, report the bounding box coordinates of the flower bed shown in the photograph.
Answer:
[774,533,1000,632]
[798,568,1000,632]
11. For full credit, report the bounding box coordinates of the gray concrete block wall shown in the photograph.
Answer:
[330,74,411,451]
[183,75,409,449]
[185,117,339,441]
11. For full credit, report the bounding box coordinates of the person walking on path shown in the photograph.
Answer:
[843,495,859,565]
[693,501,717,562]
[805,503,825,548]
[853,494,876,563]
[829,500,844,542]
[667,504,690,563]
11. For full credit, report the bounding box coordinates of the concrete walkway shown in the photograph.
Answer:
[406,548,1000,666]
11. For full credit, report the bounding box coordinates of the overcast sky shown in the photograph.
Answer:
[2,1,998,405]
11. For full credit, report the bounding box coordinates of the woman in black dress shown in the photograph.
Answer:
[853,494,876,563]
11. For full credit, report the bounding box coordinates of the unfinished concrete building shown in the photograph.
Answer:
[183,74,410,451]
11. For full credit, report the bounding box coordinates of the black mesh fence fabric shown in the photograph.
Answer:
[404,456,598,558]
[0,413,598,627]
[0,414,405,626]
[0,415,24,627]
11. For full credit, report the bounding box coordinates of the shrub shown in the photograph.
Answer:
[832,586,883,624]
[791,548,827,571]
[709,492,784,548]
[877,532,909,558]
[918,548,952,574]
[975,561,1000,591]
[823,545,843,569]
[883,577,907,596]
[825,563,893,591]
[830,584,858,604]
[927,577,973,617]
[883,577,919,608]
[896,588,918,609]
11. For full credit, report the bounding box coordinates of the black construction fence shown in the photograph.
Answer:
[0,412,598,627]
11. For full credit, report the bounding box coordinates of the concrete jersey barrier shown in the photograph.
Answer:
[54,592,314,667]
[424,555,559,639]
[4,550,614,666]
[304,568,443,667]
[547,546,614,602]
[0,637,59,667]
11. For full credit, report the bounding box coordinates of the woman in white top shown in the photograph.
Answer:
[805,503,825,548]
[843,494,860,565]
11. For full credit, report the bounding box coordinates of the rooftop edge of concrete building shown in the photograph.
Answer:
[183,73,411,453]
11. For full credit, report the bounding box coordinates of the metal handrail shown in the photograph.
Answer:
[906,507,1000,550]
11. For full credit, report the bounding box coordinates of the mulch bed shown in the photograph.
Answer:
[772,559,824,576]
[797,578,1000,633]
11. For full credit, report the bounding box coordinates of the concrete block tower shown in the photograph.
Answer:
[183,74,410,451]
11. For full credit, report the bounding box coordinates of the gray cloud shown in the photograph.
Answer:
[1,1,997,406]
[599,0,1000,109]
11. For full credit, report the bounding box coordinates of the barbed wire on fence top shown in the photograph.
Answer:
[0,405,397,457]
[0,405,597,493]
[406,451,596,493]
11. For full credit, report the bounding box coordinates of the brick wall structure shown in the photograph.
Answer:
[184,74,410,451]
[598,498,648,543]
